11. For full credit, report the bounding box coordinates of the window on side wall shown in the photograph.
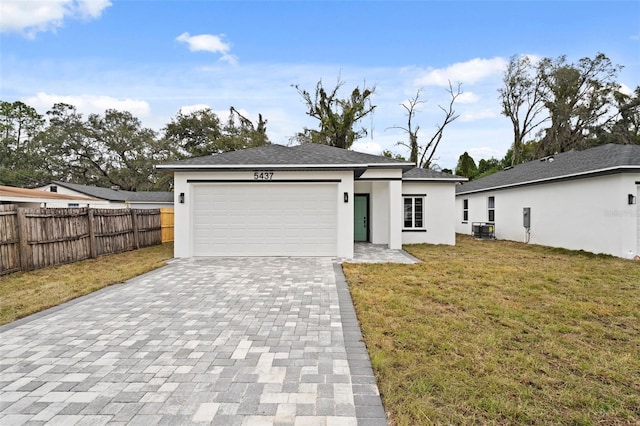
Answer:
[68,203,79,208]
[463,199,469,222]
[403,196,425,230]
[487,196,495,222]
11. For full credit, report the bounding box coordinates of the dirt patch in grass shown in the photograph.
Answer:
[343,235,640,425]
[0,243,173,326]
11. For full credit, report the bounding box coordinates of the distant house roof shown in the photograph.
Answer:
[0,185,98,202]
[49,181,174,203]
[156,143,415,172]
[456,144,640,195]
[403,167,467,182]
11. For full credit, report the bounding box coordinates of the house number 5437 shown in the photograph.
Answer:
[254,172,274,181]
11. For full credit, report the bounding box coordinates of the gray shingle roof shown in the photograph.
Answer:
[156,143,415,170]
[52,181,174,203]
[456,144,640,195]
[403,167,467,181]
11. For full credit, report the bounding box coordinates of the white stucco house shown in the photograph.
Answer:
[36,181,174,209]
[156,143,466,258]
[0,185,106,208]
[455,144,640,259]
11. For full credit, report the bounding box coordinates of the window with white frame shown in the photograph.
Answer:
[487,196,495,222]
[463,199,469,222]
[68,203,79,208]
[403,195,424,229]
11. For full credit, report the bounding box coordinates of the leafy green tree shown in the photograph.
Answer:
[381,149,406,160]
[43,104,168,191]
[0,100,50,186]
[538,53,622,155]
[223,107,269,150]
[163,107,269,159]
[293,78,376,149]
[595,87,640,145]
[163,108,224,158]
[455,152,477,178]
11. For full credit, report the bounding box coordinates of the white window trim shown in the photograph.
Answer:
[403,194,426,231]
[463,198,469,222]
[487,196,495,223]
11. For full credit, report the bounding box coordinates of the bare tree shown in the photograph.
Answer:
[498,55,548,165]
[392,82,462,168]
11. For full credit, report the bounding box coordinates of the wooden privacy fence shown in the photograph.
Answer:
[160,208,174,243]
[0,205,162,275]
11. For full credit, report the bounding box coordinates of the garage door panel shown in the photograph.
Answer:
[192,183,338,256]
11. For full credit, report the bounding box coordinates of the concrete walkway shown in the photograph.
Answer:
[0,254,395,426]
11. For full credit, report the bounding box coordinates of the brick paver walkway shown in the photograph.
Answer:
[0,257,386,425]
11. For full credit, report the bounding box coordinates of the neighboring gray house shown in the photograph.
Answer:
[157,143,465,259]
[455,144,640,259]
[36,181,174,209]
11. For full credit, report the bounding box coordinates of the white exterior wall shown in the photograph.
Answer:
[402,182,457,245]
[173,170,354,258]
[456,173,640,258]
[370,182,390,245]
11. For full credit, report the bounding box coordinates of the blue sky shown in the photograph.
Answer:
[1,0,639,169]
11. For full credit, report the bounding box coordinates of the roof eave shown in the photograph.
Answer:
[456,165,640,195]
[155,163,414,172]
[403,177,468,182]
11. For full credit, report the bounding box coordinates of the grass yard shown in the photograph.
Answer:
[343,235,640,425]
[0,243,173,326]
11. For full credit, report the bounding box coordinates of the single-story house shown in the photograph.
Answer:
[455,143,640,259]
[0,185,106,208]
[35,181,174,209]
[156,143,466,258]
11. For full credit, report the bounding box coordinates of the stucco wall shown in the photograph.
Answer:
[403,181,457,246]
[456,173,640,258]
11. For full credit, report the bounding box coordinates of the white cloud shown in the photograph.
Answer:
[25,92,150,117]
[456,91,479,104]
[460,108,501,122]
[415,57,508,87]
[467,146,504,161]
[0,0,111,37]
[176,32,238,65]
[618,83,633,96]
[179,104,211,115]
[351,140,384,156]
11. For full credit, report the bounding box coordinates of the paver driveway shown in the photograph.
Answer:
[0,257,386,425]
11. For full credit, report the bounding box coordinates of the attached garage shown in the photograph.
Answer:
[191,183,338,256]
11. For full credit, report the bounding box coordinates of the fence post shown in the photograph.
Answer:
[131,209,140,249]
[16,208,31,271]
[88,208,97,259]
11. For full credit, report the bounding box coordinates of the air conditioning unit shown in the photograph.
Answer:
[472,222,495,240]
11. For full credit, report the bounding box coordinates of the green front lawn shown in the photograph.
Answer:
[343,235,640,425]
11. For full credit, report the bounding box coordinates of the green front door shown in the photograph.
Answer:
[354,195,368,242]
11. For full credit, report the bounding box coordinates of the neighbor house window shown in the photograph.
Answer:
[487,196,495,222]
[50,186,57,193]
[68,203,79,208]
[463,199,469,222]
[403,196,424,229]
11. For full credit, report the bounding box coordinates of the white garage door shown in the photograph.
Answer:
[192,183,338,256]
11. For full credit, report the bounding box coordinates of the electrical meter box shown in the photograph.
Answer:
[523,207,531,228]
